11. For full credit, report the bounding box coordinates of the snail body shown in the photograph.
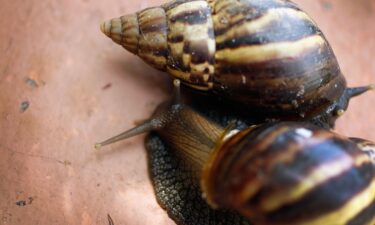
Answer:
[101,0,373,127]
[96,82,375,225]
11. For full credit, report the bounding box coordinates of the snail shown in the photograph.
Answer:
[100,0,373,128]
[96,80,375,225]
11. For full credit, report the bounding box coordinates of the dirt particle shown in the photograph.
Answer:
[102,83,112,90]
[15,200,26,207]
[58,160,72,166]
[20,101,30,112]
[28,197,34,204]
[25,78,38,88]
[322,1,333,10]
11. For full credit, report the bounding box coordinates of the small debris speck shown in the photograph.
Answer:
[58,160,72,166]
[25,78,38,88]
[322,1,332,10]
[15,200,26,207]
[28,197,34,204]
[20,101,29,112]
[102,83,112,90]
[63,160,72,166]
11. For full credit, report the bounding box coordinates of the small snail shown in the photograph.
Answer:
[96,81,375,225]
[100,0,373,127]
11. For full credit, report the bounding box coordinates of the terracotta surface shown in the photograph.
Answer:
[0,0,374,224]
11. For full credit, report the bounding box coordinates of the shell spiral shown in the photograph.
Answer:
[202,122,375,225]
[101,0,348,122]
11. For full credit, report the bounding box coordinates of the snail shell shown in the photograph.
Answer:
[202,122,375,225]
[96,86,375,225]
[100,0,373,127]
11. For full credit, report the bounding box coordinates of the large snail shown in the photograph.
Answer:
[96,80,375,225]
[100,0,373,128]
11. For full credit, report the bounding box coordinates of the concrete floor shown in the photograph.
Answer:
[0,0,374,224]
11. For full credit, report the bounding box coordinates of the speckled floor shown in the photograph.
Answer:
[0,0,374,224]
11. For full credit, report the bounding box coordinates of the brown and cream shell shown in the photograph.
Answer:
[100,0,373,127]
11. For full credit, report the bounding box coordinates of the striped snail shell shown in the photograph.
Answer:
[202,123,375,225]
[100,0,373,127]
[96,81,375,225]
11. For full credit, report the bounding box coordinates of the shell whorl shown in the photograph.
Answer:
[202,122,375,225]
[101,0,349,121]
[101,8,169,70]
[208,0,345,119]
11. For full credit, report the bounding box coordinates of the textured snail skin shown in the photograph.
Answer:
[98,0,373,127]
[141,100,256,225]
[145,132,252,225]
[97,97,375,225]
[202,122,375,225]
[95,98,254,225]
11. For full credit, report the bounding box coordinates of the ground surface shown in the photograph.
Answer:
[0,0,374,224]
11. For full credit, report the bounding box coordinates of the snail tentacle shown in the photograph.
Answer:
[346,85,374,98]
[95,79,184,149]
[329,84,375,120]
